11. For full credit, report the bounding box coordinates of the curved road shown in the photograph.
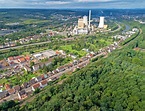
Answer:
[110,22,122,33]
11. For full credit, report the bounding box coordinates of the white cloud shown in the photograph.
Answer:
[77,0,114,2]
[46,1,70,5]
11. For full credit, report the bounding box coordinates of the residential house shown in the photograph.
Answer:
[0,45,3,49]
[64,63,73,69]
[18,57,26,63]
[25,56,30,61]
[67,63,73,68]
[39,80,48,88]
[5,84,11,91]
[56,66,66,72]
[0,91,8,99]
[29,79,36,86]
[87,53,94,58]
[33,53,42,60]
[23,65,31,72]
[69,54,77,59]
[79,57,88,62]
[0,84,3,88]
[47,72,53,77]
[8,88,15,95]
[43,74,48,79]
[18,90,27,100]
[9,61,18,66]
[21,82,29,88]
[8,57,14,62]
[13,85,21,92]
[52,70,58,74]
[77,63,87,69]
[32,65,39,72]
[31,83,41,91]
[49,77,58,81]
[40,74,48,80]
[35,76,43,82]
[0,60,9,68]
[73,60,79,65]
[56,50,61,55]
[59,50,65,55]
[10,43,16,47]
[15,56,21,60]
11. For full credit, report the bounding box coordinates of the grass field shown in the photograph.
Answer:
[60,45,87,57]
[23,19,49,24]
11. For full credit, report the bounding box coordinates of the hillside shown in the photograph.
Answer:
[2,37,145,111]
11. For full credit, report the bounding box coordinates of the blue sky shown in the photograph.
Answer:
[0,0,145,9]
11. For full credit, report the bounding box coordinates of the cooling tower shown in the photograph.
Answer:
[98,17,104,28]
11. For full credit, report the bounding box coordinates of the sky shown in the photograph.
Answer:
[0,0,145,9]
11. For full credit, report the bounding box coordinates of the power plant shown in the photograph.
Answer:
[72,10,107,35]
[73,10,92,35]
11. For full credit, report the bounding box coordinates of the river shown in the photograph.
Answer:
[122,24,131,33]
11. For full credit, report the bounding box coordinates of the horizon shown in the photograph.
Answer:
[0,0,145,9]
[1,8,145,10]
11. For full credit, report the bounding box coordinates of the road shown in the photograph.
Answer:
[0,93,18,103]
[0,36,77,51]
[0,41,51,51]
[110,22,122,33]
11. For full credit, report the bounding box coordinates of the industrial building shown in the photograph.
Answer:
[72,10,92,35]
[72,10,107,35]
[98,17,107,29]
[78,18,85,29]
[98,17,105,28]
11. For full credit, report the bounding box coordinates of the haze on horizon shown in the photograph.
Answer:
[0,0,145,9]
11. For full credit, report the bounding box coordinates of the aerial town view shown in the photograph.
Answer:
[0,0,145,111]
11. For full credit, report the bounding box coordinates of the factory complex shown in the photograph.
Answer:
[72,10,107,35]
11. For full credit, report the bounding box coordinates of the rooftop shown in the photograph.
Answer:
[40,80,48,85]
[32,83,40,89]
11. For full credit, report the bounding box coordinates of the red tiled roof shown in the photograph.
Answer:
[5,84,11,90]
[8,57,14,61]
[40,80,47,85]
[56,51,61,55]
[8,88,15,94]
[89,54,93,57]
[10,61,15,65]
[18,57,26,63]
[25,56,30,61]
[13,85,21,91]
[40,75,45,80]
[32,83,40,89]
[0,84,3,87]
[67,63,73,68]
